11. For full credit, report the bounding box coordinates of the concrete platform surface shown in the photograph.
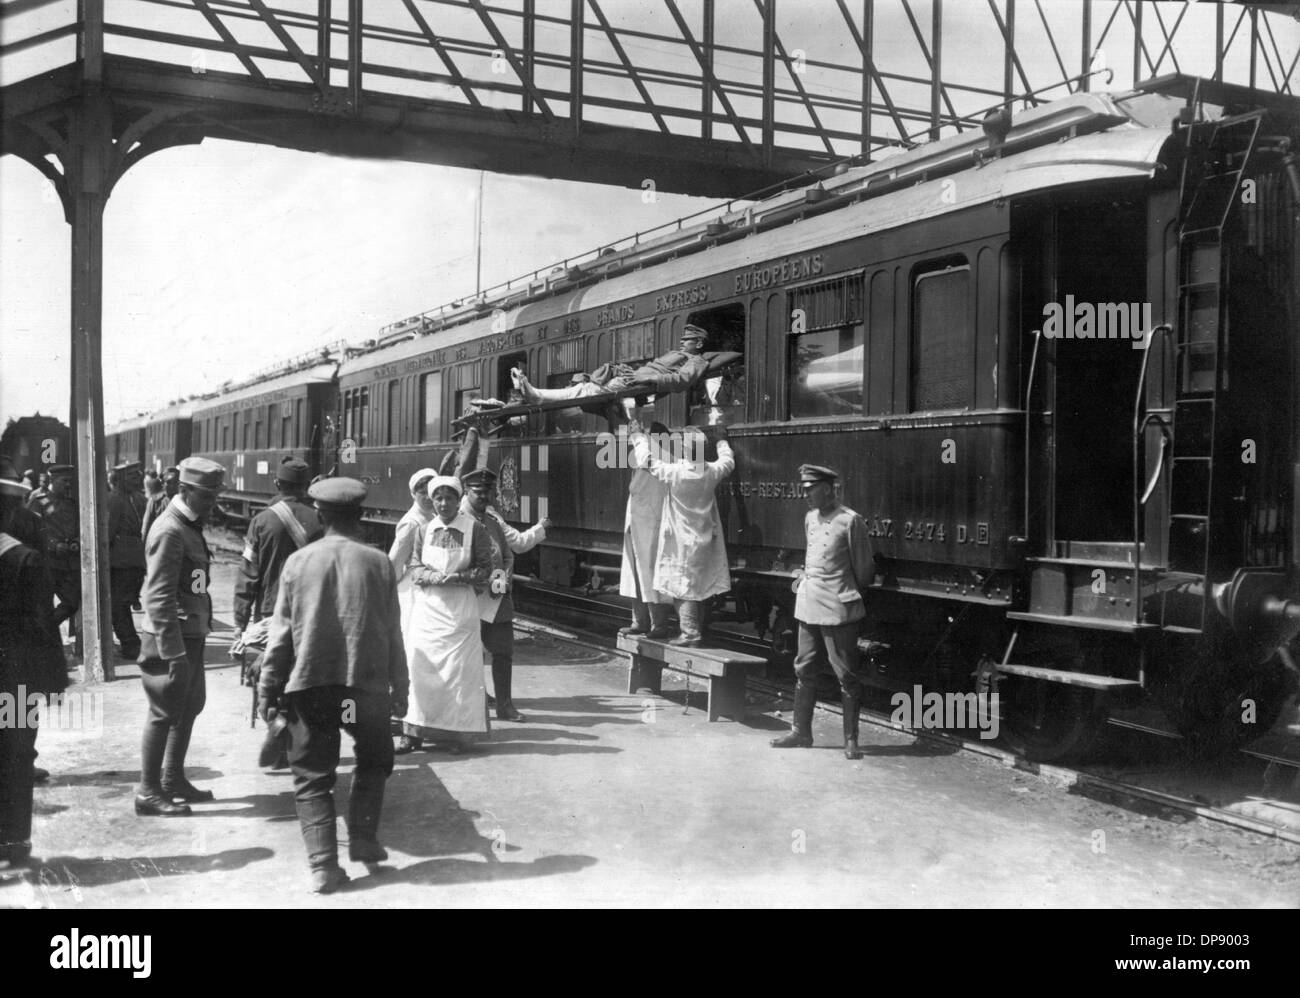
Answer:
[3,559,1299,908]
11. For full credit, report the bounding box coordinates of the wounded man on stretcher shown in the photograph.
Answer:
[507,323,742,419]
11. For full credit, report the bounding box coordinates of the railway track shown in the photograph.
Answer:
[515,584,1300,847]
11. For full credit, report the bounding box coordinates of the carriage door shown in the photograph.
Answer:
[1048,196,1147,547]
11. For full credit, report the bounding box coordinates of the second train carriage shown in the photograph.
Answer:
[142,402,192,475]
[104,414,147,473]
[187,356,340,521]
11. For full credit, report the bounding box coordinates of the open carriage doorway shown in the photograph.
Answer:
[1048,196,1149,543]
[683,303,746,425]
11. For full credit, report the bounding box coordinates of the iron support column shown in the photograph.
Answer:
[861,0,872,155]
[702,0,714,141]
[317,0,331,83]
[523,0,535,114]
[348,0,362,111]
[1004,0,1015,105]
[1080,0,1090,92]
[68,92,115,683]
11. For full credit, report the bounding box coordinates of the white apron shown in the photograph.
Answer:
[403,512,489,741]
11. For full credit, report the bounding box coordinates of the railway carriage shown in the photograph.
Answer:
[142,402,192,474]
[164,74,1300,763]
[187,355,340,521]
[104,414,147,473]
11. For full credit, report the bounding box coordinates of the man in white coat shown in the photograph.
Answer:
[619,420,673,639]
[638,423,734,646]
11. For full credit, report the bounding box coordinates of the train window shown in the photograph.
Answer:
[612,321,655,363]
[280,404,292,451]
[545,338,592,434]
[242,411,251,451]
[295,399,304,449]
[387,379,401,445]
[911,262,971,411]
[451,362,479,425]
[786,278,863,419]
[359,387,369,446]
[419,373,443,444]
[254,408,264,450]
[685,304,747,423]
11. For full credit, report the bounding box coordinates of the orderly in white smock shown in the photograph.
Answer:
[646,425,734,646]
[619,420,673,638]
[396,475,493,754]
[388,467,437,648]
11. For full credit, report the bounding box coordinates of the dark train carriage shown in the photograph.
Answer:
[0,414,71,475]
[104,415,147,473]
[188,360,338,519]
[387,78,1300,762]
[143,403,192,474]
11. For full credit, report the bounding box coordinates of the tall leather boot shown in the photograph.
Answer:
[771,680,816,748]
[493,652,526,722]
[297,796,349,893]
[346,773,388,863]
[161,715,213,803]
[670,600,702,646]
[620,602,651,636]
[647,602,673,639]
[842,691,862,760]
[136,716,189,816]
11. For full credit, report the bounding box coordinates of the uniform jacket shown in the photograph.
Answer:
[0,533,68,696]
[648,439,734,601]
[620,431,669,603]
[139,497,212,661]
[140,491,168,542]
[233,495,324,631]
[794,504,875,626]
[107,488,146,570]
[461,498,546,624]
[38,500,79,574]
[260,533,409,699]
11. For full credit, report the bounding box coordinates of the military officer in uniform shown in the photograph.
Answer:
[233,456,322,635]
[460,467,548,722]
[38,465,80,631]
[259,478,409,894]
[771,464,875,759]
[135,456,225,816]
[108,460,148,658]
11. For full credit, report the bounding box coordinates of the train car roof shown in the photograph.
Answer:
[189,361,338,412]
[147,402,193,421]
[342,92,1173,375]
[106,414,148,433]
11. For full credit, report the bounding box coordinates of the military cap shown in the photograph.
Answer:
[276,455,312,485]
[177,456,226,491]
[162,466,180,479]
[798,463,839,484]
[309,476,367,510]
[48,464,75,477]
[461,468,497,488]
[113,460,142,473]
[681,324,707,342]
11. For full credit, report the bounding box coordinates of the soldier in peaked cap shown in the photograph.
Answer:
[771,463,875,760]
[108,459,147,659]
[259,476,409,893]
[135,455,226,817]
[460,467,548,722]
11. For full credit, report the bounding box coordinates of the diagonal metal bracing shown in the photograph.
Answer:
[247,0,329,90]
[1146,0,1186,77]
[834,0,911,145]
[663,0,754,150]
[193,0,268,83]
[749,0,834,156]
[586,0,669,135]
[400,0,482,108]
[466,0,554,120]
[898,0,964,132]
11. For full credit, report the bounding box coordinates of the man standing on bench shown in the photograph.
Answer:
[771,464,874,760]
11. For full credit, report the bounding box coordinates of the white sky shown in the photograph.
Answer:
[0,1,1290,427]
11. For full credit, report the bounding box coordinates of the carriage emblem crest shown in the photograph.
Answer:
[497,456,519,515]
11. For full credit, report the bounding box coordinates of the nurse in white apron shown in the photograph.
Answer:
[397,475,493,754]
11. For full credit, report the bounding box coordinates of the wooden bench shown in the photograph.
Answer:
[617,633,768,722]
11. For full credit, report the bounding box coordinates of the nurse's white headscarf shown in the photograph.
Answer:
[427,475,463,498]
[408,467,438,494]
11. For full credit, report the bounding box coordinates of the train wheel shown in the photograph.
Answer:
[999,674,1109,764]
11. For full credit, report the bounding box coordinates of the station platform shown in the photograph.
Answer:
[3,558,1299,908]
